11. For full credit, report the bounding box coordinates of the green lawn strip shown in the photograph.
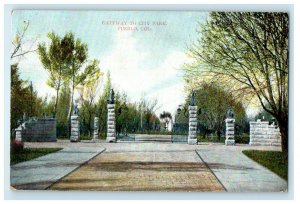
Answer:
[11,148,62,165]
[242,150,288,180]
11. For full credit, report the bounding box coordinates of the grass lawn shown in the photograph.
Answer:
[242,150,288,180]
[11,148,62,165]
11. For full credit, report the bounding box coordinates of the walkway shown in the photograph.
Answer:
[10,147,105,190]
[197,148,287,192]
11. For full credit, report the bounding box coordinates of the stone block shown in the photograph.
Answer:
[108,113,115,117]
[107,129,115,133]
[189,113,197,118]
[106,136,116,143]
[225,139,235,145]
[107,121,115,126]
[189,127,197,131]
[107,104,115,108]
[71,115,79,120]
[107,125,115,130]
[107,117,115,122]
[188,106,197,111]
[225,118,235,123]
[189,118,197,122]
[188,138,197,145]
[226,130,234,135]
[70,136,80,142]
[107,133,116,138]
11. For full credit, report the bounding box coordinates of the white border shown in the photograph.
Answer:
[1,1,298,202]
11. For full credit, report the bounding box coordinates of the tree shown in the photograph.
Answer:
[95,71,112,136]
[64,33,100,121]
[160,111,172,131]
[178,83,247,139]
[37,32,72,117]
[78,65,103,137]
[10,64,47,130]
[11,21,37,59]
[185,12,288,155]
[56,83,71,137]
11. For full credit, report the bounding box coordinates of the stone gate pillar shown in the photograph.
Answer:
[70,103,80,142]
[106,104,116,143]
[70,115,80,142]
[106,89,116,143]
[93,117,99,141]
[15,126,23,142]
[225,118,235,145]
[188,105,198,145]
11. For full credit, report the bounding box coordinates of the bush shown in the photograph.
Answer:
[197,134,225,143]
[10,140,24,153]
[235,133,250,144]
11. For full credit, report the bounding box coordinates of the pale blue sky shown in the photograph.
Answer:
[12,10,208,116]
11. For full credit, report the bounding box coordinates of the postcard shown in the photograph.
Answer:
[10,10,288,192]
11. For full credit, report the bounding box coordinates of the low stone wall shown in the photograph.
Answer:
[249,120,281,146]
[16,118,56,142]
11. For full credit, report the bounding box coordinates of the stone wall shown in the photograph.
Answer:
[249,120,281,146]
[15,118,56,142]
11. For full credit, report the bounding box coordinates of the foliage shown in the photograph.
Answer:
[185,12,289,155]
[56,83,71,137]
[11,20,37,59]
[254,108,275,123]
[10,148,62,165]
[10,140,24,154]
[10,64,49,131]
[63,33,101,121]
[197,135,225,143]
[160,111,172,130]
[37,32,72,116]
[234,133,250,144]
[243,150,288,180]
[175,83,247,137]
[78,64,103,136]
[95,71,112,136]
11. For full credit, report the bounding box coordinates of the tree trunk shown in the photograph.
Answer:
[54,81,61,118]
[277,113,288,160]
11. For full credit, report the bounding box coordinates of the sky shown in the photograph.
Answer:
[12,10,208,117]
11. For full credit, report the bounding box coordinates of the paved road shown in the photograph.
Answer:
[11,141,287,192]
[10,147,105,190]
[49,150,225,191]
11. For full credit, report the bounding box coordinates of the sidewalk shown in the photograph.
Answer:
[197,149,287,192]
[10,147,105,190]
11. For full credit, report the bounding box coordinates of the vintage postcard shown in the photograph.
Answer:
[10,10,288,192]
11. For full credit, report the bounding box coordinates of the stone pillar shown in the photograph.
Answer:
[70,115,80,142]
[106,104,116,143]
[225,118,235,145]
[188,105,198,145]
[15,126,23,142]
[93,117,99,141]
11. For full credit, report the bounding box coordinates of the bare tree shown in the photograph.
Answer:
[11,21,38,59]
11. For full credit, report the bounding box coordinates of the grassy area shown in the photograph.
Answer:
[11,148,62,165]
[242,150,288,180]
[197,135,225,143]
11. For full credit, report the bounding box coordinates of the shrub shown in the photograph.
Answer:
[235,133,250,144]
[11,140,24,153]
